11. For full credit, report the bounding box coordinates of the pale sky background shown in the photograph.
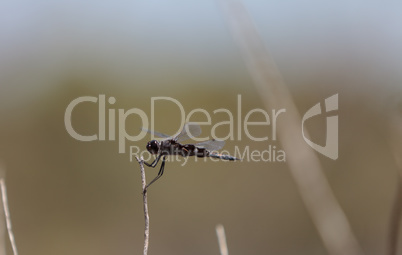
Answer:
[1,0,401,107]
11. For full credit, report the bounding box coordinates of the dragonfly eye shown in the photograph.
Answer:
[146,140,160,154]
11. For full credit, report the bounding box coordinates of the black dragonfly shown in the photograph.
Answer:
[142,122,240,191]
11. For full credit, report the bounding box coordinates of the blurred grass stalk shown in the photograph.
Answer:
[216,224,228,255]
[0,168,4,255]
[386,112,402,255]
[0,164,18,255]
[219,0,364,254]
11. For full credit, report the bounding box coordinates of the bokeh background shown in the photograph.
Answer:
[1,1,402,254]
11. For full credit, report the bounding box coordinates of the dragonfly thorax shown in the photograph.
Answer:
[146,140,160,154]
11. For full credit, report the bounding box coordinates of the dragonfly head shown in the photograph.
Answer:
[146,140,160,154]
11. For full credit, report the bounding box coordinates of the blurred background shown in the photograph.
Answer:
[0,0,401,254]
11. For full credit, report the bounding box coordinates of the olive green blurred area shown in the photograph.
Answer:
[1,1,402,255]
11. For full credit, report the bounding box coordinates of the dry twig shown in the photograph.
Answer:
[136,157,149,255]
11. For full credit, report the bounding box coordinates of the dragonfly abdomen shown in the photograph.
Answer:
[209,153,240,161]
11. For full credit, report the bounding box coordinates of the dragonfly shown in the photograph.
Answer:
[142,122,240,192]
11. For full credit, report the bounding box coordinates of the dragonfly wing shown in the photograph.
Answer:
[175,122,202,142]
[141,127,171,139]
[195,139,225,151]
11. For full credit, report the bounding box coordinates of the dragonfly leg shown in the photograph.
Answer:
[144,156,166,193]
[144,154,162,168]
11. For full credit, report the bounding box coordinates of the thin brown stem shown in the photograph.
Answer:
[136,157,149,255]
[388,174,402,255]
[385,112,402,255]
